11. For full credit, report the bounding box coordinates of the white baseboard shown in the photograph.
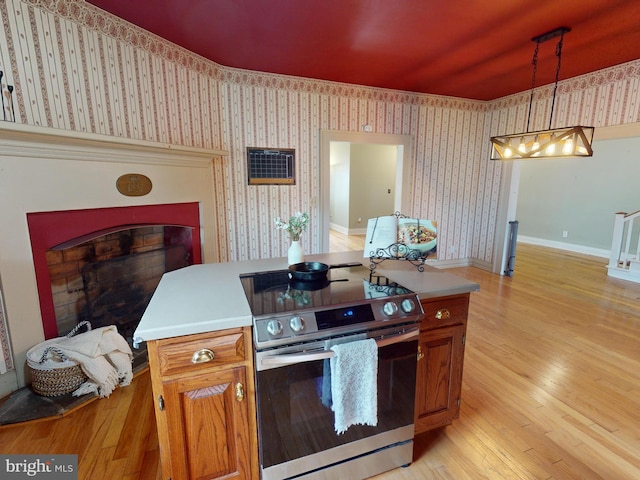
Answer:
[607,267,640,284]
[329,223,349,235]
[517,235,610,259]
[427,258,474,269]
[467,257,494,271]
[329,224,367,235]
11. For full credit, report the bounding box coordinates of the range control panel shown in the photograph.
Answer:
[253,293,423,350]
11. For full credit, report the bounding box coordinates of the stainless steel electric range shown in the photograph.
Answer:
[240,263,424,480]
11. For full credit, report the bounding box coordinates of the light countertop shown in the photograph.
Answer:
[133,251,479,345]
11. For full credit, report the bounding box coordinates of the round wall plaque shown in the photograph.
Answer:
[116,173,153,197]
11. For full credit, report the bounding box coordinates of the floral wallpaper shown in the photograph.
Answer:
[0,0,639,371]
[0,287,12,373]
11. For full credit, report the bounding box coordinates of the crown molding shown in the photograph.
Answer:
[0,122,228,168]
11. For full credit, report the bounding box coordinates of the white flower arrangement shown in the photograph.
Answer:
[274,211,309,241]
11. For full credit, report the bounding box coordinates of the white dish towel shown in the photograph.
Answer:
[330,338,378,434]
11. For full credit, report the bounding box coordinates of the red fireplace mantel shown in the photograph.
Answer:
[27,202,202,339]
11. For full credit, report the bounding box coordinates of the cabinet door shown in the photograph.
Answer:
[414,324,465,434]
[161,366,253,480]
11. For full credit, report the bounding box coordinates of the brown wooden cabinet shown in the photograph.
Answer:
[147,326,258,480]
[414,294,469,434]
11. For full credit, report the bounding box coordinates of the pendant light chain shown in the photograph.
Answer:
[526,41,540,133]
[549,31,565,129]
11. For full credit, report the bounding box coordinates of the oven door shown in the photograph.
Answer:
[254,326,418,480]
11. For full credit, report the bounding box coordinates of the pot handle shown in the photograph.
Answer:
[328,262,362,269]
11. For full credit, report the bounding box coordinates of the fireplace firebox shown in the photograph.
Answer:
[27,203,202,357]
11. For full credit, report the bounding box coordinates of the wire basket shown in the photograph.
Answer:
[26,322,91,397]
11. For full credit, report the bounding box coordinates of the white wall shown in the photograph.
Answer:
[349,144,397,229]
[516,126,640,253]
[329,142,351,231]
[329,143,400,234]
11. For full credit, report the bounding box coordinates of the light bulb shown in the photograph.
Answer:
[531,137,540,156]
[562,139,573,155]
[545,135,556,155]
[518,138,526,153]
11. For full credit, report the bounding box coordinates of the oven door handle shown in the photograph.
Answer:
[260,329,419,368]
[375,329,419,348]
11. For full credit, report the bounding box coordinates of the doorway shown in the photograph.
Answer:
[320,130,413,252]
[329,142,398,234]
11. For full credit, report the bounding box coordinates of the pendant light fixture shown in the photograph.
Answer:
[490,27,594,160]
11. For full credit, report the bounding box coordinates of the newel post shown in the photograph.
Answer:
[608,212,627,269]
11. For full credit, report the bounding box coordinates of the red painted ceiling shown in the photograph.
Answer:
[86,0,640,101]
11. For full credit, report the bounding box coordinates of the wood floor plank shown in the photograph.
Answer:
[83,445,127,480]
[120,390,157,475]
[102,375,140,449]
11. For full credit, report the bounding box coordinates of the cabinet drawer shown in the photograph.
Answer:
[420,294,469,330]
[155,329,246,377]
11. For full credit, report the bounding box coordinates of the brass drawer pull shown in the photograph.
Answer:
[417,345,424,361]
[191,348,215,364]
[435,309,451,320]
[236,382,245,402]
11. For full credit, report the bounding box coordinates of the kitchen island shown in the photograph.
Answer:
[135,251,479,480]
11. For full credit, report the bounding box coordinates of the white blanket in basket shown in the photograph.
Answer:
[32,326,133,398]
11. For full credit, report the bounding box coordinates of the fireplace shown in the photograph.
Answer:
[27,203,202,344]
[57,227,189,339]
[0,122,226,395]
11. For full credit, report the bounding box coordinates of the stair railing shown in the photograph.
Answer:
[608,210,640,270]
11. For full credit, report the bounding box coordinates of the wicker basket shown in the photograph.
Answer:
[27,322,91,397]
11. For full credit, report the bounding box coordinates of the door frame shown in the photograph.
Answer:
[320,130,413,253]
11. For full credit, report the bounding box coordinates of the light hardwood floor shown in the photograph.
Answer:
[2,236,639,480]
[329,229,366,252]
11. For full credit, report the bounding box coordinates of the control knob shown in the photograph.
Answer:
[289,315,305,333]
[266,319,283,336]
[401,298,417,313]
[382,301,399,316]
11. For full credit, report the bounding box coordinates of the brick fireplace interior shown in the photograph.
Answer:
[27,202,202,363]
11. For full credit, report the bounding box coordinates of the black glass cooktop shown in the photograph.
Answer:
[239,263,412,318]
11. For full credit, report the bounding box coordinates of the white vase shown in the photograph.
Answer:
[288,240,304,265]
